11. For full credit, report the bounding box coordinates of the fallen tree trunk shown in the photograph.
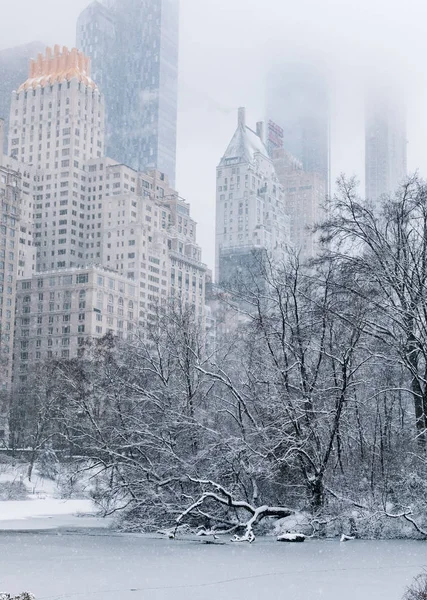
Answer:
[175,478,295,542]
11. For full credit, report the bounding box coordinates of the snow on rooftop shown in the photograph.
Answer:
[220,123,269,166]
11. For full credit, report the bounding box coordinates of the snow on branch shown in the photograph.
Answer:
[0,594,36,600]
[385,509,427,537]
[174,477,294,542]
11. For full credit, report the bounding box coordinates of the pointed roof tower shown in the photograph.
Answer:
[220,107,269,166]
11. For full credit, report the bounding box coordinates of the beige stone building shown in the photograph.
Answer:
[8,45,104,273]
[4,46,206,388]
[216,108,290,285]
[13,266,137,386]
[91,160,206,323]
[272,148,326,260]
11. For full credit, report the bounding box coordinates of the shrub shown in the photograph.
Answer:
[0,480,28,501]
[403,573,427,600]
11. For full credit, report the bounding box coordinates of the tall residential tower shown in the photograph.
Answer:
[216,108,289,285]
[365,88,407,204]
[266,63,330,195]
[272,148,326,260]
[8,45,105,272]
[77,0,179,185]
[7,46,205,387]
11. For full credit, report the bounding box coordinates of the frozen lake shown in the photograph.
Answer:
[0,531,426,600]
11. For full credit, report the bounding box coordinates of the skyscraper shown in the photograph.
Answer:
[266,63,330,195]
[8,45,105,272]
[77,0,179,186]
[7,46,205,386]
[365,88,407,204]
[0,42,45,153]
[216,108,289,285]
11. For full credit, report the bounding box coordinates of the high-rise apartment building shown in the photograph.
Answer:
[216,108,290,285]
[77,0,179,185]
[8,45,104,273]
[14,266,138,386]
[272,148,326,260]
[7,46,205,385]
[0,42,46,154]
[365,88,407,204]
[89,159,206,322]
[266,63,330,195]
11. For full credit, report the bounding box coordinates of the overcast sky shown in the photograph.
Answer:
[1,0,427,270]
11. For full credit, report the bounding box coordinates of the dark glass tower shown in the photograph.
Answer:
[266,63,331,195]
[77,0,179,185]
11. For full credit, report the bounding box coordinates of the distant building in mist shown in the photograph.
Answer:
[266,63,331,195]
[0,42,45,153]
[76,0,179,186]
[365,89,407,204]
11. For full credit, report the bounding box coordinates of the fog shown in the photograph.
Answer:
[1,0,427,268]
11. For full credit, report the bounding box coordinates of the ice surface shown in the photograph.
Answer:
[0,534,425,600]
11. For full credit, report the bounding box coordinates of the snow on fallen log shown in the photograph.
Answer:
[277,533,306,542]
[174,477,295,543]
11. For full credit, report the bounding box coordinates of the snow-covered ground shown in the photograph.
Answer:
[0,462,109,531]
[0,498,109,531]
[0,534,425,600]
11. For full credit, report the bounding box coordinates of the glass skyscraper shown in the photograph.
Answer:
[266,62,331,195]
[365,87,407,205]
[77,0,179,185]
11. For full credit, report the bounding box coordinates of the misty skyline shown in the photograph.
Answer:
[1,0,426,269]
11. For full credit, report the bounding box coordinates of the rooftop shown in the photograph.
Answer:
[220,107,270,166]
[18,46,97,93]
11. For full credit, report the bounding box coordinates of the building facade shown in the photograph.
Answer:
[272,148,326,260]
[365,88,407,204]
[92,159,206,322]
[77,0,179,185]
[13,266,137,386]
[215,108,290,285]
[8,45,105,273]
[6,46,205,387]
